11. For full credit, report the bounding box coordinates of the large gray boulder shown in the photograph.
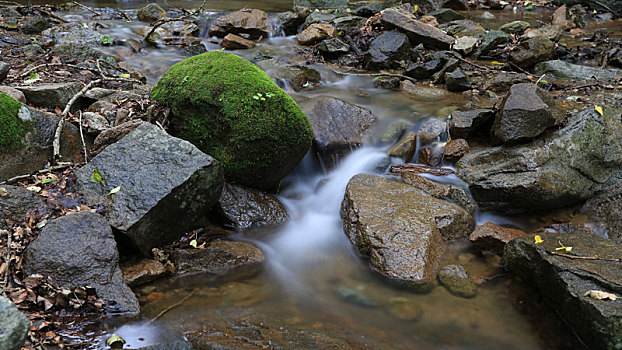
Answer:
[365,31,411,69]
[492,83,561,143]
[504,232,622,350]
[535,60,622,81]
[582,183,622,244]
[216,182,289,229]
[0,185,49,229]
[458,107,622,213]
[23,211,139,314]
[0,296,29,350]
[380,9,454,50]
[340,174,474,289]
[76,123,224,255]
[301,97,377,166]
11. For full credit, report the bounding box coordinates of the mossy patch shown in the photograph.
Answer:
[0,93,24,152]
[151,51,313,190]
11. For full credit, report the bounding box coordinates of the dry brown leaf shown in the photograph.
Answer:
[585,290,617,301]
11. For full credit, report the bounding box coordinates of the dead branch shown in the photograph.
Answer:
[144,290,195,326]
[550,252,621,263]
[38,8,70,23]
[449,52,490,71]
[0,163,77,185]
[144,0,206,43]
[72,1,102,17]
[328,64,418,84]
[19,62,101,79]
[77,111,88,162]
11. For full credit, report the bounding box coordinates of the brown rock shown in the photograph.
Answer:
[121,259,166,287]
[443,138,469,160]
[469,222,526,254]
[401,172,450,198]
[387,131,416,161]
[380,9,455,50]
[552,5,572,29]
[418,145,443,166]
[92,119,145,155]
[0,86,26,103]
[169,240,265,277]
[419,15,439,27]
[221,33,256,49]
[209,9,271,39]
[296,23,337,45]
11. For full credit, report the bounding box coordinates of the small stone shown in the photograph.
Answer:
[220,33,256,49]
[16,82,82,109]
[405,59,444,79]
[169,240,265,277]
[387,131,416,160]
[418,15,439,27]
[428,9,465,23]
[318,37,350,55]
[87,100,117,114]
[121,259,167,287]
[474,30,511,58]
[21,16,49,34]
[387,298,422,321]
[481,11,495,20]
[0,86,26,103]
[470,222,526,254]
[0,61,9,82]
[401,172,450,198]
[438,264,478,298]
[380,9,455,50]
[92,119,144,155]
[500,20,530,34]
[216,182,289,229]
[453,36,478,55]
[137,3,167,22]
[552,5,572,29]
[417,117,448,145]
[0,296,30,350]
[445,69,471,92]
[373,76,401,89]
[365,31,410,69]
[335,285,378,307]
[209,9,272,39]
[83,112,110,136]
[443,138,469,159]
[296,23,336,45]
[0,185,49,230]
[418,145,443,166]
[510,35,555,68]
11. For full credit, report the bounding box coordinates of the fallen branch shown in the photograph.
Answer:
[389,163,455,176]
[19,62,101,79]
[144,0,206,43]
[550,252,621,263]
[562,82,601,91]
[38,8,70,23]
[0,163,77,185]
[144,290,195,326]
[328,64,417,84]
[449,52,490,71]
[77,111,88,162]
[72,1,102,17]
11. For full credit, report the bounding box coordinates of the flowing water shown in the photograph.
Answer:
[20,3,593,349]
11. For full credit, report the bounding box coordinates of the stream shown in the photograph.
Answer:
[17,2,592,349]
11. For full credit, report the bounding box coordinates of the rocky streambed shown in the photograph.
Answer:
[0,0,621,349]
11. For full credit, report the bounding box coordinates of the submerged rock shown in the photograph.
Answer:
[169,240,264,277]
[535,60,622,81]
[341,174,474,289]
[0,185,49,229]
[380,9,454,50]
[301,97,376,166]
[209,9,272,39]
[216,182,289,229]
[457,106,622,213]
[24,211,139,314]
[366,31,411,69]
[469,222,526,254]
[76,123,224,255]
[582,183,622,244]
[438,264,477,298]
[0,296,29,350]
[335,285,379,307]
[503,232,622,350]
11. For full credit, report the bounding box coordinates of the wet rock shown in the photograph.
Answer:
[169,240,264,277]
[446,19,485,38]
[401,80,451,100]
[301,97,376,166]
[335,285,378,307]
[387,131,417,160]
[0,185,49,229]
[293,0,348,9]
[216,182,289,229]
[0,61,9,82]
[302,12,337,29]
[442,0,469,10]
[121,259,166,287]
[582,183,622,243]
[447,185,478,214]
[24,211,139,313]
[499,20,530,34]
[492,83,561,143]
[220,33,255,49]
[83,112,110,136]
[450,109,495,138]
[332,15,367,31]
[373,76,401,89]
[483,71,530,92]
[405,59,444,79]
[209,9,271,39]
[457,106,622,213]
[136,340,193,350]
[417,117,448,145]
[552,5,572,29]
[0,296,29,350]
[341,174,474,288]
[510,36,555,68]
[469,222,526,254]
[521,24,561,41]
[445,69,471,92]
[22,16,49,34]
[0,87,25,103]
[296,23,336,45]
[275,11,301,36]
[401,172,450,197]
[503,232,622,350]
[535,60,622,81]
[438,264,477,298]
[366,31,411,69]
[386,297,422,321]
[443,138,469,159]
[481,11,495,20]
[379,118,414,144]
[76,123,224,255]
[92,119,145,155]
[474,30,511,57]
[429,8,465,23]
[431,57,459,84]
[453,35,478,55]
[418,144,443,166]
[137,3,167,22]
[318,37,350,56]
[380,9,455,50]
[256,58,321,91]
[16,82,82,109]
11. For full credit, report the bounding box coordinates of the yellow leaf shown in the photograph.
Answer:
[584,290,617,301]
[534,235,544,244]
[555,246,572,252]
[107,185,121,195]
[106,334,125,347]
[189,239,198,248]
[594,105,603,116]
[491,61,505,66]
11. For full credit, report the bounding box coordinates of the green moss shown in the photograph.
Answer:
[0,93,24,152]
[152,51,314,190]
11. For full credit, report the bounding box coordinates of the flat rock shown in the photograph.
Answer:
[23,211,139,314]
[169,240,265,277]
[582,183,622,244]
[216,182,289,229]
[16,82,82,109]
[503,232,622,350]
[220,33,255,49]
[535,60,622,81]
[296,23,336,45]
[0,185,49,229]
[341,174,474,289]
[209,9,272,39]
[92,119,145,155]
[301,97,377,166]
[380,9,454,50]
[469,222,526,254]
[318,38,350,55]
[76,123,224,255]
[121,259,167,287]
[293,0,348,9]
[450,109,495,138]
[0,296,29,350]
[366,31,410,69]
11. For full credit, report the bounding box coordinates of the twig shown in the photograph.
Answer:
[550,252,621,263]
[144,0,206,43]
[72,1,102,17]
[327,64,418,84]
[535,74,546,85]
[508,61,532,76]
[19,62,101,79]
[144,290,195,326]
[0,163,77,185]
[77,111,88,162]
[0,1,21,5]
[38,9,70,23]
[562,82,601,91]
[119,10,132,22]
[449,52,490,71]
[3,230,11,289]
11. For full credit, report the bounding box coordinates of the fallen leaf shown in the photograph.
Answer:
[594,105,603,116]
[584,290,617,301]
[107,185,121,195]
[555,240,572,252]
[189,239,198,248]
[91,168,104,185]
[26,186,42,193]
[106,334,125,348]
[0,187,7,196]
[534,235,544,244]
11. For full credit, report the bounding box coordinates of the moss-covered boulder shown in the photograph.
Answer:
[151,51,313,190]
[0,92,24,153]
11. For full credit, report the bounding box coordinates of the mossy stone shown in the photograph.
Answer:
[0,93,24,152]
[151,51,313,190]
